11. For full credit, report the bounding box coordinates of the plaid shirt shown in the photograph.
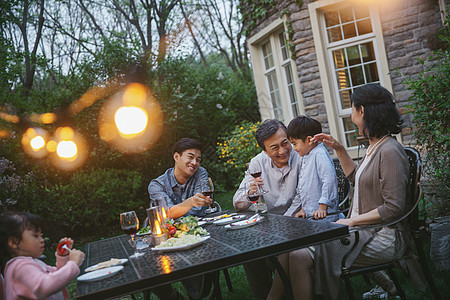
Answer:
[148,166,209,217]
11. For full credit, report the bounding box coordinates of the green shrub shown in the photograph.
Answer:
[45,168,146,238]
[1,164,146,240]
[403,18,450,217]
[216,121,261,188]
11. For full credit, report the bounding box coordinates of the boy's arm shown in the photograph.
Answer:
[317,153,339,210]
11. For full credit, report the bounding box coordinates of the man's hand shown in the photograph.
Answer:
[312,204,328,220]
[191,193,212,207]
[294,208,306,218]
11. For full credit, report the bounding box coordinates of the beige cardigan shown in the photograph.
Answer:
[347,137,409,222]
[314,137,410,299]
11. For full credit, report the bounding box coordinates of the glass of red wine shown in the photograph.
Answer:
[248,164,268,194]
[201,177,215,213]
[120,211,144,258]
[245,182,261,214]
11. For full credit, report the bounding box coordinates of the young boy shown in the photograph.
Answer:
[287,116,340,221]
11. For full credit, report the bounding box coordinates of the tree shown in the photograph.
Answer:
[1,0,45,102]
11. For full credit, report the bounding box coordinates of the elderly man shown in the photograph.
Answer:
[233,119,302,300]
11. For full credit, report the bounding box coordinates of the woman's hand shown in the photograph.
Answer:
[312,133,356,176]
[69,249,85,266]
[335,218,354,226]
[311,133,344,151]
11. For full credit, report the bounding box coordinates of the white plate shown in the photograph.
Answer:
[197,220,206,226]
[151,236,210,252]
[85,258,128,272]
[202,213,237,223]
[213,215,246,225]
[224,217,262,230]
[77,266,124,282]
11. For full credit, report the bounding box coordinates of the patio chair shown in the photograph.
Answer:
[1,273,4,300]
[319,158,351,219]
[339,147,442,300]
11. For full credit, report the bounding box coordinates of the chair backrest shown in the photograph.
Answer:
[333,158,351,210]
[404,147,423,231]
[1,273,4,300]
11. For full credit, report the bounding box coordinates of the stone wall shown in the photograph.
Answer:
[242,0,444,140]
[378,0,443,145]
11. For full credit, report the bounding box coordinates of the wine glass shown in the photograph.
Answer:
[245,181,261,214]
[201,177,215,213]
[248,164,268,194]
[120,211,144,258]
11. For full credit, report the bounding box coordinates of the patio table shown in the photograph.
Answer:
[75,211,349,299]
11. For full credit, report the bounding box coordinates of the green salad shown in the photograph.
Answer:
[137,215,207,236]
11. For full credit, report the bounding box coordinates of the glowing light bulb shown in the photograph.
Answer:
[30,136,45,151]
[114,106,148,136]
[56,140,78,159]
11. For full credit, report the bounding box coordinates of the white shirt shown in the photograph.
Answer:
[233,149,301,216]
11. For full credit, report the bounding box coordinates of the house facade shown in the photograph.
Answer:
[244,0,447,158]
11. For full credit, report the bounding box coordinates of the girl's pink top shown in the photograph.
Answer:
[4,253,79,300]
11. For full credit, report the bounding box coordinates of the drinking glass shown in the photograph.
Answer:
[201,177,215,213]
[245,181,261,214]
[120,211,144,258]
[248,164,268,194]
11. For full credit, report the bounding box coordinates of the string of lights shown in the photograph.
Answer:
[0,80,163,171]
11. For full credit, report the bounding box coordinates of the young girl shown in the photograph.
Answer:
[0,211,85,300]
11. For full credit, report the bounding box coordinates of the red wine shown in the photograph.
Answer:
[123,226,138,235]
[250,172,262,178]
[248,195,259,203]
[202,191,214,197]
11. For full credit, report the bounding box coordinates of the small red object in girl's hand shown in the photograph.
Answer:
[57,241,71,255]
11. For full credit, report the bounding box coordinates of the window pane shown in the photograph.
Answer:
[360,42,375,63]
[284,64,300,117]
[336,69,350,89]
[342,116,358,147]
[284,64,293,84]
[279,32,288,61]
[350,66,365,86]
[357,19,372,35]
[325,10,340,27]
[346,45,360,66]
[339,7,354,23]
[327,27,343,43]
[339,89,352,109]
[262,41,274,70]
[333,49,347,69]
[266,72,284,121]
[343,23,357,39]
[364,63,379,83]
[354,6,370,20]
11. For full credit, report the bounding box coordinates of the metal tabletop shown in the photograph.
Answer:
[75,211,349,299]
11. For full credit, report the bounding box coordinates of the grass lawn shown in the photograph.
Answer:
[64,190,449,299]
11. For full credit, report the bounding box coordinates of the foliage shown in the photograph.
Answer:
[0,161,146,240]
[216,121,261,188]
[403,18,450,217]
[240,0,276,36]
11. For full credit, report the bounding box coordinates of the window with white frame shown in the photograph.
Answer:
[249,25,303,123]
[325,5,380,147]
[310,1,392,152]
